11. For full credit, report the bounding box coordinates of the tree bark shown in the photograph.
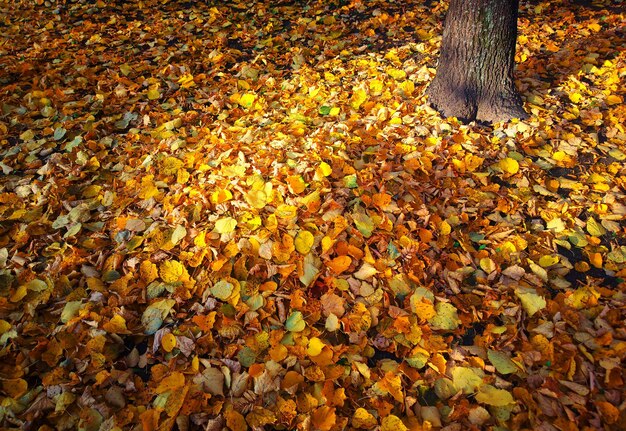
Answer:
[427,0,527,123]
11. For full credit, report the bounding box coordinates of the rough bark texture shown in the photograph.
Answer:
[427,0,527,123]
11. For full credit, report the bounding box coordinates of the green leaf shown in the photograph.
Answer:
[170,225,187,245]
[353,211,374,238]
[487,350,518,374]
[586,217,606,237]
[318,105,331,115]
[61,301,83,323]
[142,299,176,335]
[434,378,457,400]
[211,280,234,300]
[452,367,484,394]
[25,278,49,292]
[285,311,306,332]
[428,302,460,331]
[53,127,67,141]
[237,346,257,367]
[343,174,358,188]
[406,348,429,369]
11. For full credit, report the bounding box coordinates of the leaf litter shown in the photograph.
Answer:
[0,0,625,429]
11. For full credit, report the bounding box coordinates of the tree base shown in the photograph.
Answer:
[427,84,528,124]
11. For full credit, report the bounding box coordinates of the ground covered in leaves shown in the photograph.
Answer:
[1,0,625,430]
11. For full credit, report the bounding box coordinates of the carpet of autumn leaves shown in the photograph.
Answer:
[1,0,626,429]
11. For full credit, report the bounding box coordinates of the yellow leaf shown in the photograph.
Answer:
[0,320,11,335]
[245,189,268,209]
[411,299,437,320]
[569,92,583,103]
[272,234,295,263]
[465,154,485,172]
[399,80,414,96]
[319,161,332,177]
[275,204,298,219]
[499,157,519,174]
[194,231,207,248]
[606,94,623,106]
[353,262,378,280]
[306,337,325,356]
[211,279,236,301]
[119,64,132,76]
[177,73,195,88]
[215,217,237,234]
[162,156,183,175]
[161,333,177,352]
[160,260,185,283]
[352,408,378,429]
[102,315,128,334]
[565,286,600,309]
[210,189,232,204]
[452,367,484,394]
[327,255,352,274]
[475,385,515,406]
[147,88,161,100]
[381,415,408,431]
[351,88,368,110]
[369,79,384,95]
[428,302,460,330]
[10,284,27,302]
[440,220,452,235]
[387,68,406,80]
[325,314,340,332]
[479,257,496,273]
[588,22,601,32]
[515,287,546,316]
[538,255,559,267]
[139,175,160,200]
[239,93,256,108]
[295,231,315,254]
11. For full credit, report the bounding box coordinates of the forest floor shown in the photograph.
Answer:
[0,0,625,430]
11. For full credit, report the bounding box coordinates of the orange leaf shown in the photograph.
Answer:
[327,255,352,274]
[312,406,336,431]
[155,371,185,394]
[373,371,404,402]
[589,252,602,268]
[286,175,307,194]
[225,408,248,431]
[192,312,216,332]
[372,192,392,209]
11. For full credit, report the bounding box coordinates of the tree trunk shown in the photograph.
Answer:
[427,0,527,123]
